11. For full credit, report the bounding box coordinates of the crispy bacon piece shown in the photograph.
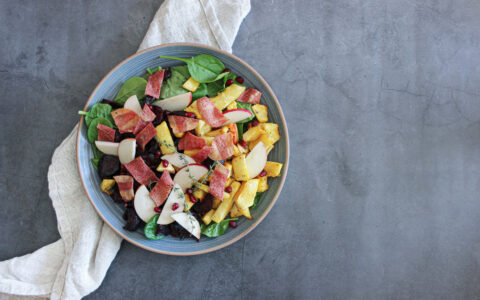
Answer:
[191,145,213,163]
[167,115,199,134]
[124,157,158,185]
[113,175,134,201]
[149,171,174,206]
[136,122,157,150]
[111,108,139,133]
[178,132,206,151]
[145,69,165,99]
[209,164,229,200]
[209,133,234,161]
[237,88,262,104]
[133,119,149,135]
[196,97,227,128]
[97,123,115,142]
[140,104,156,122]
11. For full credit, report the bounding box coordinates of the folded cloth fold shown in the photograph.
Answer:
[0,0,250,299]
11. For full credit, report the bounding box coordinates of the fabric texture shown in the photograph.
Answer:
[0,0,250,299]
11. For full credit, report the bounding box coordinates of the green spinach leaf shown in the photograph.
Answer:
[114,76,147,105]
[145,66,162,79]
[251,193,263,209]
[159,54,225,83]
[192,83,208,100]
[237,123,245,141]
[87,117,114,143]
[91,158,100,170]
[200,218,238,237]
[204,72,237,97]
[144,214,164,240]
[79,103,114,128]
[160,65,189,99]
[236,102,255,123]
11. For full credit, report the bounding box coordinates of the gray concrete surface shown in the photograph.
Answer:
[2,0,480,299]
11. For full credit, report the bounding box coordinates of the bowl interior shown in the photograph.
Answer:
[77,44,288,255]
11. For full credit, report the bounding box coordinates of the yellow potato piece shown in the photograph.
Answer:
[230,204,242,218]
[183,149,200,157]
[212,181,241,223]
[184,101,202,119]
[239,206,252,219]
[202,209,215,225]
[100,179,116,195]
[213,197,222,209]
[256,176,269,192]
[232,154,249,181]
[252,104,268,123]
[184,194,195,211]
[264,162,283,177]
[249,134,275,150]
[195,120,211,136]
[242,126,266,142]
[234,179,259,209]
[155,121,176,154]
[210,84,246,110]
[182,77,200,92]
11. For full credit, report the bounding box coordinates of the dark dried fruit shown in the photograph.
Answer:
[229,220,237,228]
[123,207,141,231]
[145,96,156,106]
[193,194,213,216]
[236,77,244,84]
[158,224,170,236]
[225,186,232,193]
[100,99,122,109]
[111,187,123,203]
[98,155,120,179]
[163,67,172,81]
[119,132,136,141]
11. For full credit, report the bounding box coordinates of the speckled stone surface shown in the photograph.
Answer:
[2,1,480,299]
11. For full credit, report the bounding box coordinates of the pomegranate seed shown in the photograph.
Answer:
[154,207,161,213]
[162,160,169,167]
[240,140,247,147]
[185,112,195,118]
[236,76,244,84]
[225,186,232,193]
[259,170,267,177]
[252,120,259,127]
[121,165,127,172]
[148,105,153,110]
[222,68,230,73]
[186,188,193,195]
[172,203,179,211]
[226,79,233,86]
[229,221,237,228]
[190,195,197,203]
[155,150,161,158]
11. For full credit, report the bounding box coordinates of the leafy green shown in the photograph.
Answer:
[114,76,147,105]
[192,83,208,100]
[200,218,238,237]
[237,123,245,141]
[160,65,189,99]
[204,72,237,98]
[144,214,164,240]
[236,102,255,123]
[87,117,114,143]
[79,103,114,128]
[91,158,100,170]
[251,193,263,209]
[145,66,162,79]
[159,54,225,83]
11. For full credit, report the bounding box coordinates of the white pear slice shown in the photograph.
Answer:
[95,141,119,156]
[223,109,253,125]
[134,185,157,223]
[123,95,142,115]
[161,153,195,168]
[152,92,192,112]
[173,164,209,192]
[157,184,185,225]
[118,138,136,164]
[245,141,267,178]
[171,212,201,239]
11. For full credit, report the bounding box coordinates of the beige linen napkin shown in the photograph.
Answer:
[0,1,250,299]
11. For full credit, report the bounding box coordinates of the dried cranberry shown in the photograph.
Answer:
[222,68,230,73]
[240,140,247,147]
[172,203,179,211]
[163,67,172,81]
[98,155,120,179]
[236,77,244,84]
[229,221,237,228]
[162,160,169,167]
[259,170,267,177]
[225,186,232,193]
[190,196,197,203]
[155,150,161,159]
[226,79,233,86]
[252,120,259,127]
[154,206,161,213]
[185,112,195,118]
[186,188,193,195]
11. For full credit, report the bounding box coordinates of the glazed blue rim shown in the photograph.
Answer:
[77,43,289,255]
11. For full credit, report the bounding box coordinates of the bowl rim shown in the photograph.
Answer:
[76,42,290,256]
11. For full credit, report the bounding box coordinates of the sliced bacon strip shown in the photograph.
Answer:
[149,171,174,206]
[145,69,165,99]
[136,122,157,150]
[133,119,149,135]
[167,115,199,134]
[209,164,229,200]
[111,108,139,133]
[178,132,206,151]
[124,157,159,185]
[113,175,134,201]
[209,133,234,161]
[97,123,116,142]
[140,104,156,122]
[237,88,262,104]
[196,97,228,128]
[191,145,213,163]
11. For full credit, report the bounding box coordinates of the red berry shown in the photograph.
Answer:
[229,221,237,228]
[162,160,169,167]
[155,150,161,158]
[186,188,193,195]
[148,105,153,110]
[259,170,267,177]
[121,165,127,172]
[236,76,244,84]
[252,120,259,127]
[225,186,232,193]
[190,195,197,203]
[154,207,161,213]
[226,79,233,86]
[222,68,230,73]
[185,112,195,118]
[240,140,247,147]
[172,203,179,211]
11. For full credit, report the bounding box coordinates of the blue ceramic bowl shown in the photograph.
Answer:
[77,43,289,255]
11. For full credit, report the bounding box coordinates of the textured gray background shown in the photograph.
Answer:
[2,0,480,299]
